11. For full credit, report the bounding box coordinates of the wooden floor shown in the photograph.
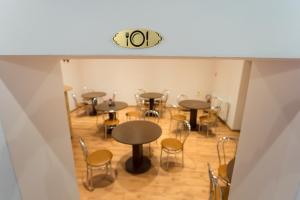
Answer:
[70,106,239,200]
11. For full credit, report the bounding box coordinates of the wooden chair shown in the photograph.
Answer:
[103,110,119,139]
[143,110,160,156]
[176,94,189,112]
[72,93,88,116]
[199,107,220,137]
[217,136,238,184]
[155,89,169,114]
[160,120,191,169]
[125,111,141,120]
[168,104,187,134]
[135,93,148,115]
[208,163,230,200]
[79,137,113,191]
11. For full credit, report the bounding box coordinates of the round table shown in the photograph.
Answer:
[140,92,163,111]
[112,120,162,174]
[95,101,128,120]
[81,92,106,115]
[178,100,210,131]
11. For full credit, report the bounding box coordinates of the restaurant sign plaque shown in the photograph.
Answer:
[113,29,162,49]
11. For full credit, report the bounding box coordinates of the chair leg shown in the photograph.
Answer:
[149,143,152,157]
[206,125,209,137]
[89,167,94,190]
[86,165,89,188]
[105,163,108,174]
[87,166,94,191]
[104,126,107,139]
[182,151,184,167]
[160,148,163,167]
[166,153,170,170]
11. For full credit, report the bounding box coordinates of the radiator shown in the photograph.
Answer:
[211,96,230,122]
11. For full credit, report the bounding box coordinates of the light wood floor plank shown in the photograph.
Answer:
[71,106,239,200]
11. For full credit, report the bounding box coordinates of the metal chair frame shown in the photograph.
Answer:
[143,110,160,156]
[160,120,191,169]
[79,137,113,191]
[217,136,238,166]
[199,107,220,137]
[208,163,230,200]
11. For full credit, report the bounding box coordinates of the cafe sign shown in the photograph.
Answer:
[113,29,162,49]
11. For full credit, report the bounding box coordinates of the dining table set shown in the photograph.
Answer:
[80,90,215,174]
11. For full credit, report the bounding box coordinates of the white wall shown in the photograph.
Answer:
[230,62,300,200]
[0,1,299,58]
[233,61,251,130]
[61,61,82,110]
[61,58,216,105]
[0,57,79,200]
[0,122,22,200]
[211,60,249,130]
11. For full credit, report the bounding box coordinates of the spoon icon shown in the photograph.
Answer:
[125,32,129,46]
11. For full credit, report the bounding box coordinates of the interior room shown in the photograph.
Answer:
[59,57,250,199]
[1,1,300,200]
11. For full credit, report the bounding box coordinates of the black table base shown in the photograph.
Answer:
[89,98,98,116]
[125,156,151,174]
[189,109,198,131]
[125,144,151,174]
[149,98,154,110]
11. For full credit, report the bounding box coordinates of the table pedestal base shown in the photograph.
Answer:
[125,156,151,174]
[191,124,200,131]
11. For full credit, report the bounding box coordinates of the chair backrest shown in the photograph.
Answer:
[143,110,160,123]
[135,93,146,110]
[217,136,238,166]
[161,92,169,103]
[72,93,80,108]
[179,120,191,144]
[112,91,117,101]
[208,107,220,124]
[79,137,89,161]
[168,104,179,116]
[176,94,188,104]
[162,90,170,100]
[208,163,223,200]
[136,88,146,95]
[205,94,212,103]
[83,86,93,93]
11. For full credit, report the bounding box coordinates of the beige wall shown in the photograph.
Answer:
[0,57,79,200]
[61,58,249,130]
[211,60,249,130]
[61,58,216,106]
[230,62,300,200]
[0,122,22,200]
[61,61,82,110]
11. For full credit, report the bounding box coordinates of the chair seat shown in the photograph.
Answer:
[199,116,214,125]
[172,114,186,121]
[126,111,140,118]
[87,149,113,166]
[104,119,119,126]
[161,138,183,151]
[218,164,229,182]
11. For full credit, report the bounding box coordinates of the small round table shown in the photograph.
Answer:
[95,101,128,120]
[178,100,210,131]
[140,92,163,111]
[112,120,162,174]
[82,92,106,115]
